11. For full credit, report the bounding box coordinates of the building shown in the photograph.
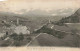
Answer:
[13,25,30,35]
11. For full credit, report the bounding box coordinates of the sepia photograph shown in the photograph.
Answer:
[0,0,80,51]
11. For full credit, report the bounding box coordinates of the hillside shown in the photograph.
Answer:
[54,8,80,26]
[29,33,80,47]
[0,12,59,32]
[0,8,80,47]
[0,12,48,32]
[34,23,73,39]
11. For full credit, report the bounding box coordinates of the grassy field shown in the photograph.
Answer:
[29,33,80,47]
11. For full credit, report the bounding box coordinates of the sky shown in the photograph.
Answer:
[0,0,80,14]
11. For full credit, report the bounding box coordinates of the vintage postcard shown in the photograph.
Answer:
[0,0,80,51]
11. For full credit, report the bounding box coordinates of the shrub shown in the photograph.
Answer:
[10,33,18,40]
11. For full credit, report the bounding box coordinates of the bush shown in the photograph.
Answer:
[9,33,24,46]
[10,33,24,41]
[10,33,18,40]
[17,33,24,41]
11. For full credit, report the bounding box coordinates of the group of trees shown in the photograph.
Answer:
[54,16,80,26]
[34,25,67,39]
[0,33,32,46]
[10,33,32,46]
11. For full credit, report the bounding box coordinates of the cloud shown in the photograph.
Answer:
[0,0,79,14]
